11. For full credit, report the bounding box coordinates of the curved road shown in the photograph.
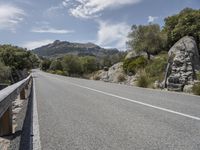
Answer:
[33,70,200,150]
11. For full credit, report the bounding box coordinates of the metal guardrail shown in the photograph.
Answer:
[0,75,32,136]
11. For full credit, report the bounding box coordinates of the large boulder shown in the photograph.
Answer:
[164,36,200,91]
[92,62,127,83]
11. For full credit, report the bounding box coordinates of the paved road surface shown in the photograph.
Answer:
[33,70,200,150]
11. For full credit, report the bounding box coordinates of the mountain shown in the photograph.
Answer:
[32,40,120,58]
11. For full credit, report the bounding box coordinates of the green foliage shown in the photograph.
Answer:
[145,53,168,81]
[163,8,200,48]
[123,56,148,74]
[196,72,200,80]
[0,45,40,83]
[80,56,98,73]
[136,70,150,88]
[61,55,83,75]
[192,83,200,95]
[127,24,166,59]
[49,60,63,71]
[0,61,11,83]
[40,59,51,71]
[0,45,39,70]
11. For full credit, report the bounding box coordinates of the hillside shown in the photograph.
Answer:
[32,40,120,58]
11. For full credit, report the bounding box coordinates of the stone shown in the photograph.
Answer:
[125,51,138,59]
[164,36,200,91]
[125,51,148,60]
[183,84,194,93]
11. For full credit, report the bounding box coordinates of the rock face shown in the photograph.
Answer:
[164,36,200,91]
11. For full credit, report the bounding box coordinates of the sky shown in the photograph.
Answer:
[0,0,199,50]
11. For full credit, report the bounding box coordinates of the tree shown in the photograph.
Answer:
[40,59,51,71]
[163,8,200,49]
[127,24,165,60]
[61,55,83,75]
[0,61,11,83]
[80,56,98,73]
[49,60,63,71]
[0,45,40,82]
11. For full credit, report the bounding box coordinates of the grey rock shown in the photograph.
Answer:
[183,84,193,93]
[125,51,138,59]
[164,36,200,91]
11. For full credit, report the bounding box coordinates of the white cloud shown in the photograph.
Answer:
[31,26,74,34]
[69,0,141,19]
[96,20,130,50]
[62,0,70,7]
[0,4,25,31]
[22,40,54,50]
[148,16,158,23]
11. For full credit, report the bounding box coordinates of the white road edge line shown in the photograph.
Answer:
[48,75,200,121]
[33,78,41,150]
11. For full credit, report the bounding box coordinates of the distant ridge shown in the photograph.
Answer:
[32,40,120,58]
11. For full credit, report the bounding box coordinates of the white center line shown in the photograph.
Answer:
[46,73,200,121]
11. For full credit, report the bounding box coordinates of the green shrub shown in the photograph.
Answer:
[192,83,200,95]
[196,72,200,80]
[123,56,148,74]
[145,54,168,81]
[0,61,11,83]
[54,70,66,76]
[137,70,150,88]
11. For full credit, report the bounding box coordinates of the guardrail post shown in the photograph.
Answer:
[0,106,13,136]
[20,88,26,99]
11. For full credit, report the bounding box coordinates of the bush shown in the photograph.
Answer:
[196,72,200,80]
[123,56,148,74]
[117,74,126,82]
[145,57,167,77]
[54,70,66,76]
[0,61,11,83]
[192,83,200,95]
[137,70,150,88]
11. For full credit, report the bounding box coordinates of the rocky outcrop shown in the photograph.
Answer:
[92,62,126,83]
[91,62,138,85]
[164,36,200,91]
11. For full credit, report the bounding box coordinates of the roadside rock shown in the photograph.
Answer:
[164,36,200,91]
[183,84,193,93]
[125,51,138,60]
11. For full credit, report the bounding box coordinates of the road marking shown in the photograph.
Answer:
[33,78,41,150]
[45,74,200,121]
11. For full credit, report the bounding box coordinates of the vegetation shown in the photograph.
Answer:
[0,61,11,83]
[123,56,148,74]
[192,83,200,95]
[145,52,168,81]
[40,55,101,77]
[136,70,150,88]
[163,8,200,49]
[0,45,40,83]
[127,24,166,60]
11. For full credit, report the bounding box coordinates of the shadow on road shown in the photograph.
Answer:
[19,85,33,150]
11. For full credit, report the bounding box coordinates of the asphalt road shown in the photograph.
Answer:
[33,70,200,150]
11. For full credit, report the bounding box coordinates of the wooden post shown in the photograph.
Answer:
[0,106,13,136]
[20,88,26,99]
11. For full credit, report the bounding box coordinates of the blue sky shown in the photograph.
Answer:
[0,0,199,50]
